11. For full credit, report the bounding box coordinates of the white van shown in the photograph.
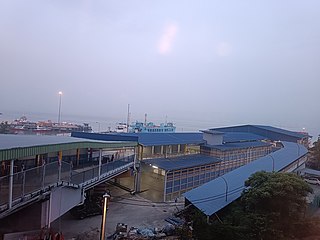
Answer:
[304,178,320,185]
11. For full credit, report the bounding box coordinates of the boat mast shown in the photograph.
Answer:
[126,104,130,133]
[144,113,147,127]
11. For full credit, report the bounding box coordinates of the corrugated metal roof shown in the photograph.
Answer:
[143,154,221,171]
[211,125,308,141]
[119,133,204,146]
[73,132,204,146]
[223,132,266,143]
[202,141,271,151]
[183,141,307,216]
[0,134,137,161]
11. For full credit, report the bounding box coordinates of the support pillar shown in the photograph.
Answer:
[98,148,102,179]
[58,151,62,182]
[160,145,164,155]
[134,147,141,192]
[76,148,80,166]
[177,144,181,153]
[151,146,155,155]
[8,159,14,209]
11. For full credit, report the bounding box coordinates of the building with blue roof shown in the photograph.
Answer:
[183,141,308,217]
[72,125,308,202]
[72,132,204,160]
[211,125,310,147]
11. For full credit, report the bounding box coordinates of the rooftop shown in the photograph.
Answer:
[0,134,137,161]
[202,141,272,151]
[211,125,309,141]
[143,154,221,171]
[183,141,307,216]
[72,132,204,146]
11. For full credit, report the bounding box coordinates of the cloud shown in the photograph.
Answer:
[157,23,178,55]
[216,42,232,57]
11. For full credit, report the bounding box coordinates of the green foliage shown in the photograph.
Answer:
[308,140,320,170]
[189,171,314,240]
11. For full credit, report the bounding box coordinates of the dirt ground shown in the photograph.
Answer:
[51,183,184,240]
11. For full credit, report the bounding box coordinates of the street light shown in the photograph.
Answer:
[220,176,229,202]
[100,192,111,240]
[58,91,63,125]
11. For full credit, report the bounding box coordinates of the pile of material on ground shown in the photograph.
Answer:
[107,222,183,240]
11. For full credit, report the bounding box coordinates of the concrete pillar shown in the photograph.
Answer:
[151,146,155,155]
[161,145,164,155]
[76,148,80,166]
[58,151,62,182]
[8,159,14,209]
[98,148,102,179]
[177,144,181,153]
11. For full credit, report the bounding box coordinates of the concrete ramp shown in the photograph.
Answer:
[50,186,82,223]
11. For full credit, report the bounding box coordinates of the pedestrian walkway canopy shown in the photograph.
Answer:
[183,141,307,217]
[0,134,137,161]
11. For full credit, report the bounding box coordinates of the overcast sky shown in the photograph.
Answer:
[0,1,319,135]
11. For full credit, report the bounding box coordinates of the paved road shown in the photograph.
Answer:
[51,183,183,239]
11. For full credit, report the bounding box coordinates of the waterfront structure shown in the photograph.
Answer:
[140,131,273,201]
[183,141,308,219]
[0,134,137,237]
[8,116,92,134]
[72,125,309,202]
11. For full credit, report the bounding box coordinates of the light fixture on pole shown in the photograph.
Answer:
[58,91,63,125]
[100,192,110,240]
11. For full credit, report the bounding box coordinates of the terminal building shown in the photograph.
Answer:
[73,125,309,202]
[0,124,310,237]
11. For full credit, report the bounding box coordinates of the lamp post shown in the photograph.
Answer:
[220,176,228,202]
[58,91,63,125]
[100,192,110,240]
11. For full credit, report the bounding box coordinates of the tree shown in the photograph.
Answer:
[308,140,320,170]
[189,171,313,240]
[241,171,313,239]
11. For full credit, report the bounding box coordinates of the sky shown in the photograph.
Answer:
[0,0,319,135]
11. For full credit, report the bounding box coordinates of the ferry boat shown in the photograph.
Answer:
[129,121,176,133]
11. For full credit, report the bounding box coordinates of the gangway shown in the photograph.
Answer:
[0,155,136,220]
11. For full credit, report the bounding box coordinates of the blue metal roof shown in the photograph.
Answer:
[202,141,271,151]
[143,154,221,171]
[121,133,204,146]
[211,125,309,142]
[73,132,204,146]
[223,132,266,143]
[183,141,307,216]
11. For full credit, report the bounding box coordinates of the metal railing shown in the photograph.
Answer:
[71,155,135,185]
[0,155,135,211]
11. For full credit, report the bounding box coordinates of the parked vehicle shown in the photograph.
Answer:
[70,194,103,219]
[304,178,320,185]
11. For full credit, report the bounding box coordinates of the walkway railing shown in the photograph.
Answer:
[71,155,135,186]
[0,155,135,213]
